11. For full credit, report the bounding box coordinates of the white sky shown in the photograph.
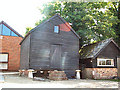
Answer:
[0,0,52,36]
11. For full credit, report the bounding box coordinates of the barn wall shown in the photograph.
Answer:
[80,42,120,79]
[20,35,30,70]
[96,42,120,68]
[29,16,79,78]
[81,42,120,68]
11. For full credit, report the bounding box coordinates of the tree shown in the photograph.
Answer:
[107,2,120,46]
[25,2,120,47]
[25,27,33,35]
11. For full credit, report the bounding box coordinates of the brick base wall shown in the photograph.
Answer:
[19,70,68,81]
[19,70,29,76]
[82,68,117,79]
[49,71,68,81]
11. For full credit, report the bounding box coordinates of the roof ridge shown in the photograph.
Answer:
[0,21,23,38]
[80,38,118,59]
[20,14,80,44]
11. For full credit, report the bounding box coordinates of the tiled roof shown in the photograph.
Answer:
[79,38,119,59]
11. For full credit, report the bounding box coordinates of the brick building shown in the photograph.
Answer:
[79,38,120,79]
[0,21,23,71]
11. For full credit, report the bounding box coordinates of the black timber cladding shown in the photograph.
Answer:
[20,35,30,69]
[79,38,120,68]
[20,14,80,78]
[20,14,80,45]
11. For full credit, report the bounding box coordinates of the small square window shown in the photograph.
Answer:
[54,26,59,33]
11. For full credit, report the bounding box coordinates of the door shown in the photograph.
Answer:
[50,45,61,69]
[117,57,120,78]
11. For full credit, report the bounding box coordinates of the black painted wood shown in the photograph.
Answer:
[20,35,30,69]
[20,15,80,78]
[80,42,120,68]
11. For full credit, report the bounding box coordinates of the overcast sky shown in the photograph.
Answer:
[0,0,52,36]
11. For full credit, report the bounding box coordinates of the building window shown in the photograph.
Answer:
[2,25,11,36]
[0,54,8,62]
[0,24,2,35]
[0,54,8,69]
[97,58,114,66]
[11,31,18,37]
[0,63,8,69]
[0,24,18,37]
[54,26,59,33]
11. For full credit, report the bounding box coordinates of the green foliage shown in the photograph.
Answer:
[107,2,120,46]
[25,27,33,35]
[25,2,120,46]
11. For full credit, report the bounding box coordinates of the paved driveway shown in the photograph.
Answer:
[0,75,118,88]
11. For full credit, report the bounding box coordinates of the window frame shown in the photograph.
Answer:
[0,24,18,37]
[0,54,8,62]
[54,26,60,34]
[97,58,114,67]
[0,63,8,70]
[0,53,9,70]
[2,24,11,36]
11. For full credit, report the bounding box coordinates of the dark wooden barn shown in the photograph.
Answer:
[79,38,120,79]
[20,14,80,78]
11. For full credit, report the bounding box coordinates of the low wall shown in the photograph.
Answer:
[82,68,117,79]
[49,71,68,81]
[19,70,68,81]
[19,70,29,77]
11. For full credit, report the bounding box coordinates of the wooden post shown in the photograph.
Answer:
[117,57,120,79]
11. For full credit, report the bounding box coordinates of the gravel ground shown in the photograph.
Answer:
[0,74,118,88]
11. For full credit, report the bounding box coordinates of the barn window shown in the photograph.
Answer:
[54,26,59,33]
[97,58,114,66]
[0,54,8,69]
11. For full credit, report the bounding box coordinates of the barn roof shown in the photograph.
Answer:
[79,38,120,59]
[0,21,23,38]
[20,14,80,45]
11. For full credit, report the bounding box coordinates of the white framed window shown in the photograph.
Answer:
[0,63,8,69]
[0,54,8,62]
[97,58,114,66]
[54,26,59,33]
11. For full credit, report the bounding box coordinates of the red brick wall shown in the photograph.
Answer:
[19,70,29,76]
[49,71,67,81]
[0,35,22,71]
[82,68,117,79]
